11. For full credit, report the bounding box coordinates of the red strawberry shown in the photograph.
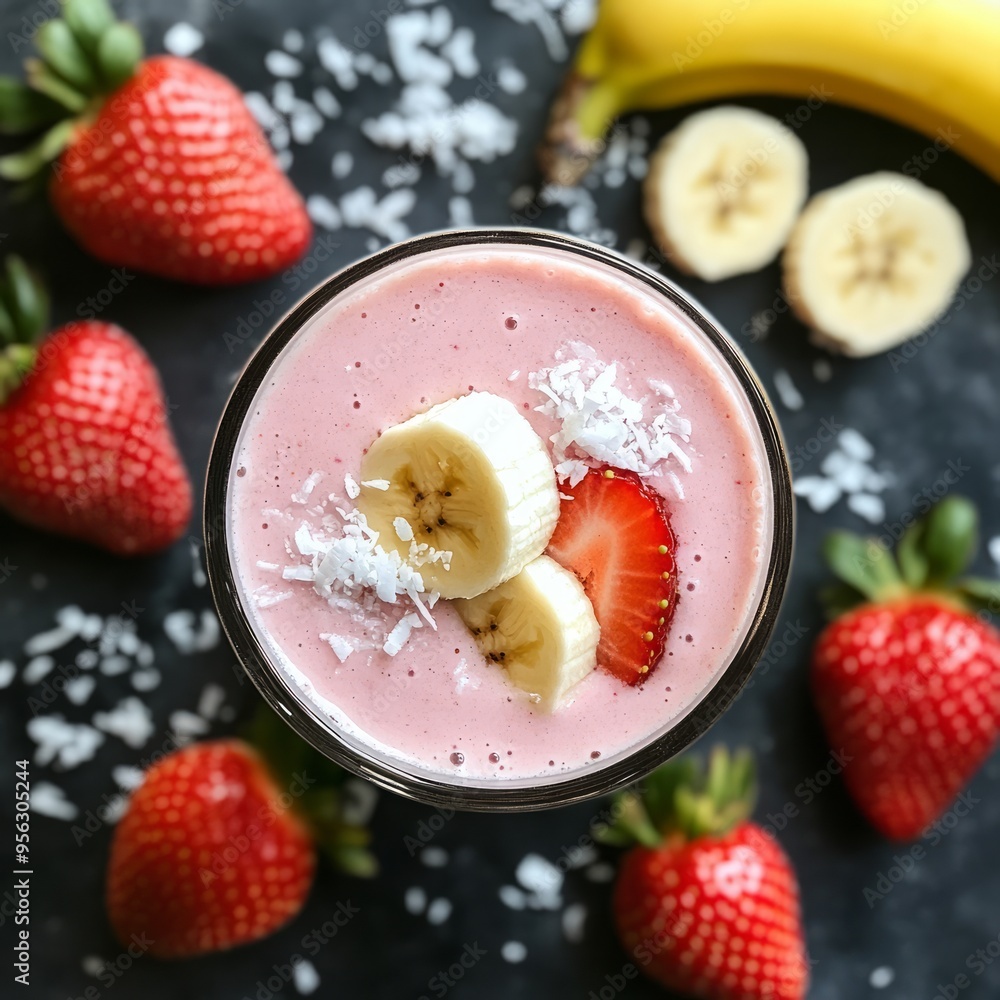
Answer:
[812,496,1000,840]
[605,748,809,1000]
[106,740,316,958]
[0,256,190,554]
[106,708,378,959]
[546,466,677,683]
[0,6,310,284]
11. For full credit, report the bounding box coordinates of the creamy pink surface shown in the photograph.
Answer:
[229,244,771,782]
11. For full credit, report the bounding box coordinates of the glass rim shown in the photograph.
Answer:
[204,227,795,813]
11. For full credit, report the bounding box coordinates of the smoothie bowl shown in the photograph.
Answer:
[204,229,794,811]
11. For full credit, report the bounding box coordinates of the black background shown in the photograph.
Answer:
[1,1,1000,998]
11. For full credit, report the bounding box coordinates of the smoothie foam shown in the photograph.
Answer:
[228,243,772,783]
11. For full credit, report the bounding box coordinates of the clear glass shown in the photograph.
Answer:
[204,229,794,812]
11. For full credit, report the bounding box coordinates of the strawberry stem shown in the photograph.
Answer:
[598,746,757,847]
[820,496,982,616]
[0,0,144,180]
[0,254,49,401]
[242,699,379,879]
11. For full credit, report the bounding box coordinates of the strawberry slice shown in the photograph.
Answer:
[546,466,677,684]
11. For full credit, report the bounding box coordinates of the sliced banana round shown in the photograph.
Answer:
[454,555,600,711]
[644,105,808,281]
[357,391,559,600]
[783,172,970,357]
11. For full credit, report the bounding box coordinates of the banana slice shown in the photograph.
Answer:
[783,172,970,357]
[357,392,559,600]
[644,106,808,281]
[454,555,600,710]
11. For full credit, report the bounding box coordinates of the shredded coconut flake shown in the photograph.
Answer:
[501,940,527,963]
[92,697,154,749]
[293,959,321,996]
[292,471,324,504]
[27,715,104,769]
[163,22,204,57]
[499,884,527,909]
[31,781,78,821]
[426,897,452,925]
[405,886,427,914]
[773,369,804,411]
[321,632,356,663]
[23,655,55,684]
[344,473,361,499]
[383,613,423,656]
[530,344,691,483]
[562,902,588,943]
[393,517,415,542]
[197,684,227,720]
[361,479,391,491]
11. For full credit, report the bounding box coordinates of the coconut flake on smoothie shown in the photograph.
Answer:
[228,243,769,779]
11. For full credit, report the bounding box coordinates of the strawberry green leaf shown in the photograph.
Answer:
[4,256,49,342]
[823,530,904,603]
[956,577,1000,614]
[63,0,116,55]
[0,300,16,345]
[597,789,663,847]
[602,747,757,847]
[0,118,75,181]
[35,19,100,94]
[0,77,67,135]
[0,343,38,404]
[641,756,698,831]
[922,495,977,585]
[242,699,378,878]
[897,521,929,590]
[328,844,379,878]
[820,581,865,619]
[97,23,143,91]
[24,59,88,112]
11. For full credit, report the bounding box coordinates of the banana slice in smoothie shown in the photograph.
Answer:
[644,105,808,281]
[454,555,600,710]
[783,172,971,357]
[357,392,560,600]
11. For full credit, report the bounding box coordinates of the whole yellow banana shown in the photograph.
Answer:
[539,0,1000,185]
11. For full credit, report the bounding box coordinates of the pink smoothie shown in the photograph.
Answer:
[228,242,772,783]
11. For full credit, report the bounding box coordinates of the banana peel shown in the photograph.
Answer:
[540,0,1000,185]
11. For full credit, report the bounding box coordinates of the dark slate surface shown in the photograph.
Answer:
[1,1,1000,998]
